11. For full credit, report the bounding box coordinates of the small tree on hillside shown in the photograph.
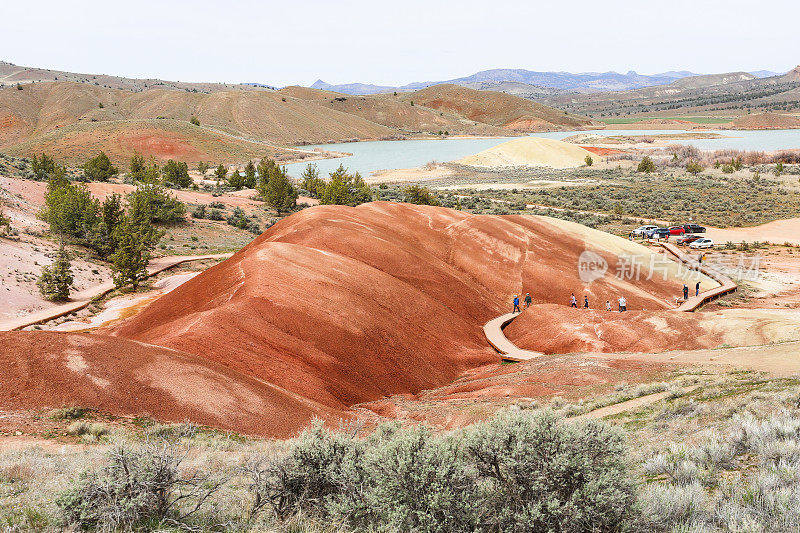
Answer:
[244,160,257,189]
[320,165,372,206]
[31,153,56,181]
[0,201,12,236]
[228,169,247,190]
[110,221,150,290]
[197,161,209,175]
[83,152,118,182]
[89,193,124,258]
[403,185,440,206]
[262,167,298,214]
[300,163,325,198]
[190,116,200,126]
[40,171,99,240]
[584,155,593,167]
[126,182,186,224]
[37,244,74,301]
[215,164,227,183]
[686,160,704,176]
[257,157,280,189]
[637,156,656,173]
[129,151,146,181]
[162,160,191,188]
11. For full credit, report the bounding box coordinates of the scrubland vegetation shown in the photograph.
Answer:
[442,155,800,227]
[1,371,799,532]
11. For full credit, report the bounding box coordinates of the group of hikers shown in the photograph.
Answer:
[512,292,628,313]
[569,293,628,312]
[512,293,532,313]
[512,279,703,314]
[683,281,702,300]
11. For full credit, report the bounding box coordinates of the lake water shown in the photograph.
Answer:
[284,129,800,179]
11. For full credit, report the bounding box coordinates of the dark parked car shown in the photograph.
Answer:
[682,224,706,233]
[676,234,705,246]
[646,228,671,239]
[668,226,686,236]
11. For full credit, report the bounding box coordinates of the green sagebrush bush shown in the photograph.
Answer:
[57,440,224,531]
[245,411,634,532]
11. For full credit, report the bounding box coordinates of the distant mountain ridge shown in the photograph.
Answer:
[311,68,703,95]
[311,67,790,96]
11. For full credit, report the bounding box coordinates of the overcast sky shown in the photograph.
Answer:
[2,0,797,87]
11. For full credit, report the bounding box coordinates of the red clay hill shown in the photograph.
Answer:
[105,202,697,432]
[0,331,339,437]
[1,203,705,436]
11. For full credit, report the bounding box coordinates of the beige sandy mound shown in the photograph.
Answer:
[455,137,594,168]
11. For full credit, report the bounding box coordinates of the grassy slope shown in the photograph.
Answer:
[0,81,599,164]
[0,82,395,163]
[401,84,597,130]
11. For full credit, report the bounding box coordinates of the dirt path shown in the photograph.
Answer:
[571,387,697,420]
[0,254,231,331]
[658,242,737,310]
[483,312,542,362]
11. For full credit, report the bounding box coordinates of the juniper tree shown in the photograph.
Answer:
[83,152,118,182]
[37,244,74,301]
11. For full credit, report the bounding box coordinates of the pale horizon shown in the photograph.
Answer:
[2,0,798,87]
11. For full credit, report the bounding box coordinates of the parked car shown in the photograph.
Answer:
[690,238,714,249]
[646,228,671,239]
[631,225,658,237]
[676,234,705,246]
[668,226,686,236]
[682,224,706,234]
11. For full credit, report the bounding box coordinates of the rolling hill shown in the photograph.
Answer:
[0,72,597,163]
[0,81,398,163]
[0,60,270,93]
[104,202,704,434]
[397,84,599,131]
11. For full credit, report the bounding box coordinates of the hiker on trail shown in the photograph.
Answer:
[618,296,627,312]
[513,295,521,313]
[606,300,612,312]
[698,254,703,265]
[584,295,589,309]
[696,281,701,297]
[570,293,578,308]
[683,284,689,300]
[524,292,532,308]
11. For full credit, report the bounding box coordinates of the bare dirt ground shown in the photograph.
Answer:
[706,218,800,247]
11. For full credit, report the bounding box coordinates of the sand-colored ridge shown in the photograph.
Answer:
[456,136,597,168]
[727,112,800,130]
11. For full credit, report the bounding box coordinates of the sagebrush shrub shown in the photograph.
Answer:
[245,412,635,532]
[57,441,223,530]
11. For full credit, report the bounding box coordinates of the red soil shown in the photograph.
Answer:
[0,331,338,437]
[358,354,673,429]
[109,203,689,435]
[503,303,795,354]
[581,146,625,156]
[117,130,202,160]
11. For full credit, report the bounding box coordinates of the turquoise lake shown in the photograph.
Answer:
[285,129,800,179]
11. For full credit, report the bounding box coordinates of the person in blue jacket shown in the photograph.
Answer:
[513,295,521,313]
